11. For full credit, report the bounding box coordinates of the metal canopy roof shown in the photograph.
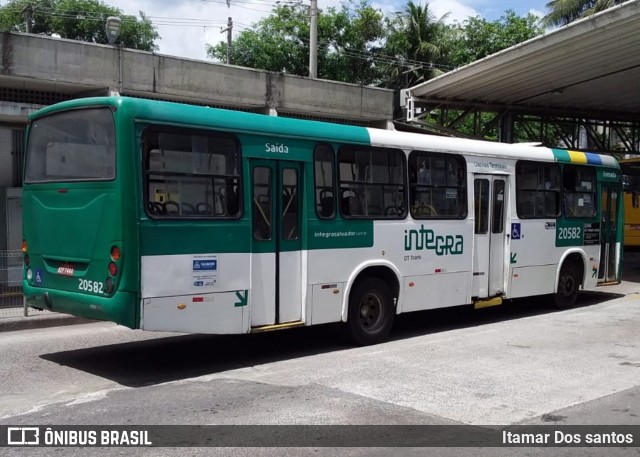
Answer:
[405,0,640,122]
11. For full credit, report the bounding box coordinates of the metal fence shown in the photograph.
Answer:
[0,250,50,319]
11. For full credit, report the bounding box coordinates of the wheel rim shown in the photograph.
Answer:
[558,272,575,298]
[359,291,384,332]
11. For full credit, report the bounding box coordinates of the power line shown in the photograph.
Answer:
[2,2,452,71]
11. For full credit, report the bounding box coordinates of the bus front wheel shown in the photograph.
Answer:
[554,263,580,309]
[347,278,395,345]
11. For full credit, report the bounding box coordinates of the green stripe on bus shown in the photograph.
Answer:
[551,148,572,163]
[140,223,252,256]
[139,221,374,255]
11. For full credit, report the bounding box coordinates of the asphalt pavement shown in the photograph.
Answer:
[1,251,640,457]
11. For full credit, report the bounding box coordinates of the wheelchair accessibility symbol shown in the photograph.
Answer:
[511,223,521,240]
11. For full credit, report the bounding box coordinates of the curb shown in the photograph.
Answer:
[0,313,94,333]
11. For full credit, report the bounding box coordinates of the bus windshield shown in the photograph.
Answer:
[25,107,116,183]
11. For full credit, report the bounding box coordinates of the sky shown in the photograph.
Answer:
[9,0,550,61]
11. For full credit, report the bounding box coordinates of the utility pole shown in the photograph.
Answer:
[221,17,233,65]
[309,0,317,78]
[22,3,33,33]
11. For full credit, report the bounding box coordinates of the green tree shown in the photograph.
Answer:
[446,10,543,68]
[0,0,158,51]
[207,1,387,85]
[542,0,623,27]
[321,1,386,85]
[208,4,309,76]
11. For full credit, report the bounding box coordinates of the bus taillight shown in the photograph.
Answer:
[108,262,118,277]
[23,239,30,273]
[110,245,121,261]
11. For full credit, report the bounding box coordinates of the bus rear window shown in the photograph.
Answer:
[25,108,116,183]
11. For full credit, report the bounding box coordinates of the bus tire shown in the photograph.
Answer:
[554,263,580,309]
[347,277,395,345]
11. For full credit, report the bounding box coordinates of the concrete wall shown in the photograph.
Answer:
[0,32,394,123]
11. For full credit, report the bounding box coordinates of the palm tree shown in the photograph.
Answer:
[543,0,623,27]
[385,1,448,87]
[405,2,445,61]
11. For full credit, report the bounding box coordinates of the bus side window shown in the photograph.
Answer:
[314,144,336,219]
[518,200,535,218]
[142,127,242,219]
[563,165,596,218]
[252,167,272,240]
[337,145,406,219]
[515,161,560,219]
[341,191,363,216]
[409,151,467,219]
[223,179,240,216]
[319,191,334,217]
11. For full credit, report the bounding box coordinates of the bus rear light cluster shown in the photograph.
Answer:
[106,244,120,294]
[108,244,120,277]
[23,239,31,280]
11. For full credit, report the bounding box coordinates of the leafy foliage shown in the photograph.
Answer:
[0,0,159,51]
[446,10,543,68]
[207,1,544,90]
[208,1,386,86]
[542,0,623,27]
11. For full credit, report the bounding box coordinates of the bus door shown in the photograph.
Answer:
[598,184,620,283]
[472,175,509,298]
[249,160,304,327]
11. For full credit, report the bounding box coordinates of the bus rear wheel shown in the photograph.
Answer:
[347,278,394,345]
[554,263,580,309]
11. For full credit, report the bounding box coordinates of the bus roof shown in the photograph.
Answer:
[29,96,619,169]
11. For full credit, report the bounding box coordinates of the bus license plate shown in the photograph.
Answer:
[57,265,75,276]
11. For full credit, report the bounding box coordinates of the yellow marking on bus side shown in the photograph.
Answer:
[597,281,622,286]
[568,150,588,163]
[473,297,503,309]
[250,321,305,333]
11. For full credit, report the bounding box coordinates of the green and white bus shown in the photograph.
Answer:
[22,97,623,344]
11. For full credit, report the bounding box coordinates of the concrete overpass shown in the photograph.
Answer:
[0,32,394,126]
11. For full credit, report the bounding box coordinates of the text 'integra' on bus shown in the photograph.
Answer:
[21,97,623,345]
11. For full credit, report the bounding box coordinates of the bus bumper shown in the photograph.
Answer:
[23,283,139,329]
